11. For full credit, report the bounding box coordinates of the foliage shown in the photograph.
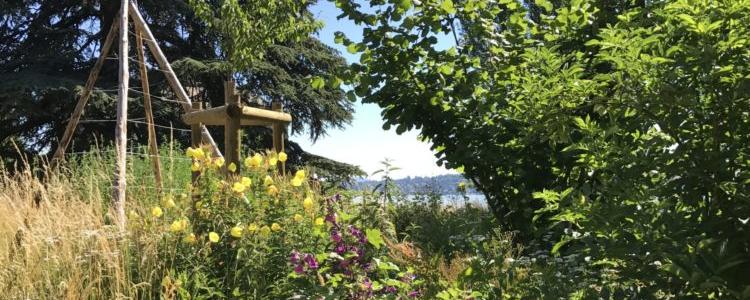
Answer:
[370,158,402,205]
[187,0,321,70]
[390,186,495,259]
[336,0,750,297]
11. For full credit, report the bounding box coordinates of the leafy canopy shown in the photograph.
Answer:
[335,0,750,297]
[188,0,322,70]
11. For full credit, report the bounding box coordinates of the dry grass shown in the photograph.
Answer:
[0,161,165,299]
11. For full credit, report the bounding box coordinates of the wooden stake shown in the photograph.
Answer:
[135,28,163,193]
[272,101,286,173]
[128,2,222,158]
[190,102,203,184]
[224,81,241,174]
[112,0,130,229]
[52,19,120,162]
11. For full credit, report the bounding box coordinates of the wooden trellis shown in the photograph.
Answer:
[183,80,292,175]
[52,1,223,229]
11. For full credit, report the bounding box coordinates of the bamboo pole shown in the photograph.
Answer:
[224,81,241,174]
[112,0,130,229]
[135,27,163,193]
[52,19,120,162]
[128,2,222,158]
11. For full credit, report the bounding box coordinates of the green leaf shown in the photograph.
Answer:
[310,76,325,89]
[347,43,362,54]
[366,228,384,249]
[551,238,571,254]
[438,64,454,75]
[440,0,456,14]
[535,0,553,12]
[397,0,412,11]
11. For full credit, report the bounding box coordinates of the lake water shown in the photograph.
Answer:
[352,194,487,207]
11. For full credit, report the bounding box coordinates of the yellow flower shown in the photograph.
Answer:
[151,206,163,218]
[260,225,271,236]
[247,223,258,233]
[271,223,282,232]
[278,152,288,162]
[163,196,176,208]
[263,175,274,186]
[128,210,139,219]
[230,226,243,238]
[228,162,237,173]
[315,217,324,226]
[294,170,306,179]
[187,147,205,160]
[291,177,303,187]
[183,233,196,244]
[303,197,314,211]
[213,157,225,168]
[241,177,252,187]
[191,162,200,172]
[269,155,278,167]
[170,219,188,232]
[245,153,263,168]
[232,182,246,194]
[293,214,303,222]
[266,185,279,197]
[208,232,220,243]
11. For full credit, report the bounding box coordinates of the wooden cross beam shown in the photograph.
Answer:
[187,80,291,174]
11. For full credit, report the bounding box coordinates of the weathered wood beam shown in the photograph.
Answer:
[128,2,223,158]
[112,0,129,230]
[135,27,163,193]
[224,82,241,173]
[272,101,286,172]
[182,105,292,126]
[190,102,203,184]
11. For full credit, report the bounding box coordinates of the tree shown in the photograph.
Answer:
[335,0,749,296]
[0,0,362,182]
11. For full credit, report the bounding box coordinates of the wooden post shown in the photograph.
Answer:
[112,0,130,229]
[128,2,222,158]
[272,101,285,173]
[190,102,203,184]
[52,19,120,162]
[135,27,163,193]
[224,81,241,174]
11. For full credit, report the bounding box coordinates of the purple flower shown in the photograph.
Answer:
[290,250,301,264]
[348,225,367,244]
[303,254,318,270]
[331,229,343,243]
[385,286,398,294]
[335,244,346,254]
[325,212,337,224]
[294,264,305,274]
[408,290,421,298]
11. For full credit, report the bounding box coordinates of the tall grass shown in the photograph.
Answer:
[0,149,184,299]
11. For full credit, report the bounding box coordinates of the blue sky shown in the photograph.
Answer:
[291,2,457,179]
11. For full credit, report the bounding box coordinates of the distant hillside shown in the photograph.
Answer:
[353,174,480,195]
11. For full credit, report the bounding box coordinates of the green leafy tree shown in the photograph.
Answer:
[335,0,749,297]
